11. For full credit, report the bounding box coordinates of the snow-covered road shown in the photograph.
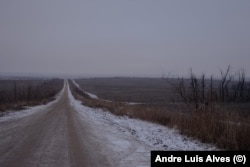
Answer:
[0,81,216,167]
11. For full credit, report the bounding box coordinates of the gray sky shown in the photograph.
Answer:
[0,0,250,77]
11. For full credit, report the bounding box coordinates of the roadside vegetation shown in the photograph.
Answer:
[0,78,64,112]
[165,66,250,150]
[69,67,250,150]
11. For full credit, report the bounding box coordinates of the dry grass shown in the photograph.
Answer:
[69,80,250,150]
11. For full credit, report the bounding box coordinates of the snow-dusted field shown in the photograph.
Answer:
[68,84,217,151]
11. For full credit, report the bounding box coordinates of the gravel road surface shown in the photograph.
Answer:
[0,82,144,167]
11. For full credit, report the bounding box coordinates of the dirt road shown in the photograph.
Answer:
[0,82,105,166]
[0,81,215,167]
[0,81,150,167]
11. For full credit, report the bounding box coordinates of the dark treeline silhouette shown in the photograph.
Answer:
[0,79,63,111]
[167,66,250,110]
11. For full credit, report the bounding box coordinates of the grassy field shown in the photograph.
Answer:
[72,77,250,150]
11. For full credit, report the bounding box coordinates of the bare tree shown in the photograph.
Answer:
[165,76,187,103]
[238,69,245,102]
[219,65,233,102]
[247,83,250,101]
[177,77,187,103]
[209,75,214,102]
[201,73,205,103]
[190,69,199,109]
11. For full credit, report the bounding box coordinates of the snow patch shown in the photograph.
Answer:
[71,79,99,99]
[85,92,98,99]
[68,84,217,151]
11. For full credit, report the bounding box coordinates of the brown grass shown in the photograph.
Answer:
[69,80,250,150]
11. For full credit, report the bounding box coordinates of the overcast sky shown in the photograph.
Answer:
[0,0,250,77]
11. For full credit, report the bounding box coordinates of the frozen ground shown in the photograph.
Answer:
[68,85,217,152]
[0,81,216,167]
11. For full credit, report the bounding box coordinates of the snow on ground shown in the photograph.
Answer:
[125,102,143,105]
[0,81,66,123]
[72,79,99,99]
[85,92,98,99]
[68,85,217,151]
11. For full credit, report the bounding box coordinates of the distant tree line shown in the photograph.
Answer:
[0,79,63,110]
[167,66,250,110]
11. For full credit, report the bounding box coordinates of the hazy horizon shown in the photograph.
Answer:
[1,0,250,78]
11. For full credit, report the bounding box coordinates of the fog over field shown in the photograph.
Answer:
[0,0,250,77]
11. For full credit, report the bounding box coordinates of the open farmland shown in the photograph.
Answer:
[74,77,178,106]
[72,77,250,150]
